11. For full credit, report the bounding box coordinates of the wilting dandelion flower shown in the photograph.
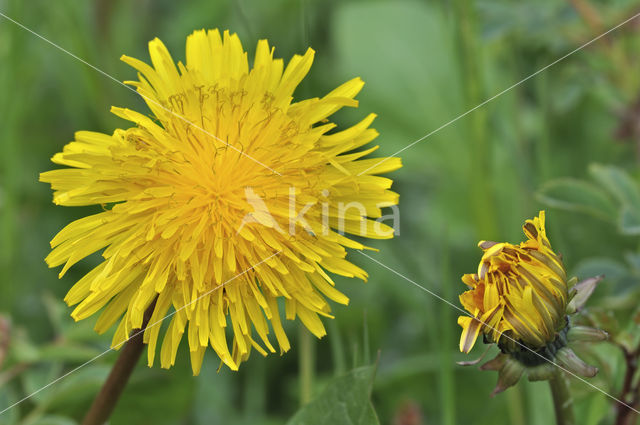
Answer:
[458,211,606,394]
[40,29,401,375]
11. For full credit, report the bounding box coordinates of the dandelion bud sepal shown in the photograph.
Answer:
[567,325,608,343]
[476,321,599,395]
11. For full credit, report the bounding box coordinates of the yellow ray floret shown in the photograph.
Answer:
[457,211,568,353]
[40,29,401,374]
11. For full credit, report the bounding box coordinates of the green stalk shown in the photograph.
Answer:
[439,230,455,425]
[535,70,552,183]
[328,320,346,375]
[299,324,315,406]
[294,10,317,406]
[452,0,499,239]
[243,356,266,420]
[506,385,527,425]
[362,311,371,365]
[0,0,24,312]
[548,373,576,425]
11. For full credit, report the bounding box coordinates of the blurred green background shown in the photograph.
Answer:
[2,0,640,424]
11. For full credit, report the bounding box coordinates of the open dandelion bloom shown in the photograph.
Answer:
[458,211,606,395]
[40,29,401,375]
[458,211,568,353]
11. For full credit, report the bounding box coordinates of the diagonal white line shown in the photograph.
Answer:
[0,11,282,176]
[357,250,640,414]
[357,11,640,176]
[0,251,281,415]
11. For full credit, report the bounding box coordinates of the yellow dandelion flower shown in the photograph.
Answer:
[40,29,401,375]
[457,211,606,395]
[458,211,568,353]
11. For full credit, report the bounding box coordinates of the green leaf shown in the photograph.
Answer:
[9,328,40,364]
[536,178,617,220]
[572,258,628,284]
[29,415,78,425]
[624,252,640,271]
[38,343,102,363]
[0,386,20,425]
[20,363,63,406]
[34,365,109,410]
[41,292,70,336]
[619,205,640,235]
[581,393,609,425]
[286,366,379,425]
[589,164,640,209]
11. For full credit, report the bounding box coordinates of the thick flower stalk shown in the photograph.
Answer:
[458,211,606,395]
[40,29,401,375]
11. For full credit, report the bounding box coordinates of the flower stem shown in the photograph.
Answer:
[299,324,315,406]
[548,373,576,425]
[506,385,527,425]
[82,302,155,425]
[452,0,499,240]
[439,230,456,425]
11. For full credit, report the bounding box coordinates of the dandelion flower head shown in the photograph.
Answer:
[40,29,401,374]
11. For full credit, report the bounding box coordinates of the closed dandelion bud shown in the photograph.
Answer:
[458,211,567,354]
[457,211,605,395]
